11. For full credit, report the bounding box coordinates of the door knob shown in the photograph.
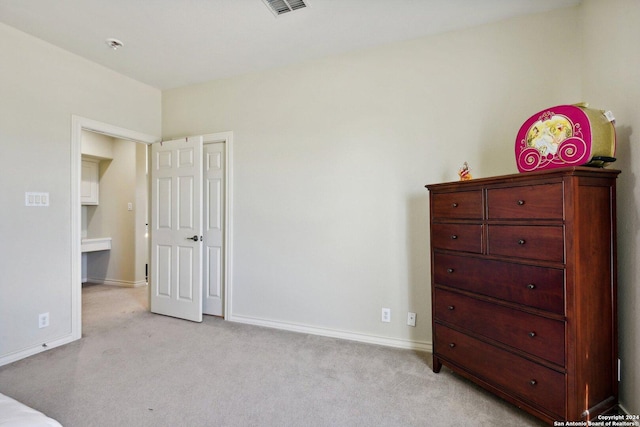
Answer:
[186,235,200,241]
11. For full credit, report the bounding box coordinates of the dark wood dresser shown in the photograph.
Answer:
[426,167,619,424]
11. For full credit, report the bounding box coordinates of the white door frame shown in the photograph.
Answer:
[71,117,234,340]
[202,132,233,319]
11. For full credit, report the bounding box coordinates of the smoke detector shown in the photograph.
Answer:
[105,38,124,50]
[262,0,308,16]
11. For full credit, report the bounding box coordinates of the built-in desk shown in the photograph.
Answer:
[81,237,112,252]
[81,238,111,283]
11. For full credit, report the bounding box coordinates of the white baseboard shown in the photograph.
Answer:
[87,278,147,288]
[1,312,429,368]
[228,313,432,353]
[0,334,76,367]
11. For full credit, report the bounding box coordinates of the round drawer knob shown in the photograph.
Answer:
[452,203,458,208]
[528,331,536,338]
[529,379,537,386]
[450,234,458,240]
[447,305,455,310]
[527,284,536,290]
[447,268,454,274]
[449,343,456,348]
[518,239,526,245]
[517,200,525,206]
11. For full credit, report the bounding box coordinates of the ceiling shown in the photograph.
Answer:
[0,0,580,90]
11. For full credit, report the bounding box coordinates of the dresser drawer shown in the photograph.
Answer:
[434,324,565,418]
[433,253,565,314]
[431,224,482,254]
[487,183,564,220]
[487,225,564,262]
[432,190,482,220]
[434,289,565,365]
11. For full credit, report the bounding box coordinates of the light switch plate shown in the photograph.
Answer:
[25,192,50,207]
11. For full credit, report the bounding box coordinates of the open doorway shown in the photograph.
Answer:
[71,116,158,340]
[81,130,149,289]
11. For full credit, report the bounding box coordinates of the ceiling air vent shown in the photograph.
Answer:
[262,0,308,16]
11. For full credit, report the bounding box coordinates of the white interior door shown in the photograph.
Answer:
[203,142,225,316]
[150,137,203,322]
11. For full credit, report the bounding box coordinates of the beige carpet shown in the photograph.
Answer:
[0,285,545,426]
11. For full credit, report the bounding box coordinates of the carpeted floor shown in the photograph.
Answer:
[0,284,545,426]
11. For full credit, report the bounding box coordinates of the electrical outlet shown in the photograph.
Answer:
[407,312,416,327]
[381,308,391,323]
[38,312,49,328]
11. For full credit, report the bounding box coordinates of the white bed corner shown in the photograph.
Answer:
[0,393,62,427]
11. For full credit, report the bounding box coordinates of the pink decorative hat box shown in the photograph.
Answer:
[515,103,616,172]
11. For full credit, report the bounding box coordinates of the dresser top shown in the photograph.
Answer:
[426,166,620,191]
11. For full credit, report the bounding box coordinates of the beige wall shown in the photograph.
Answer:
[85,137,147,286]
[163,7,581,345]
[581,0,640,414]
[0,22,160,361]
[81,130,114,160]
